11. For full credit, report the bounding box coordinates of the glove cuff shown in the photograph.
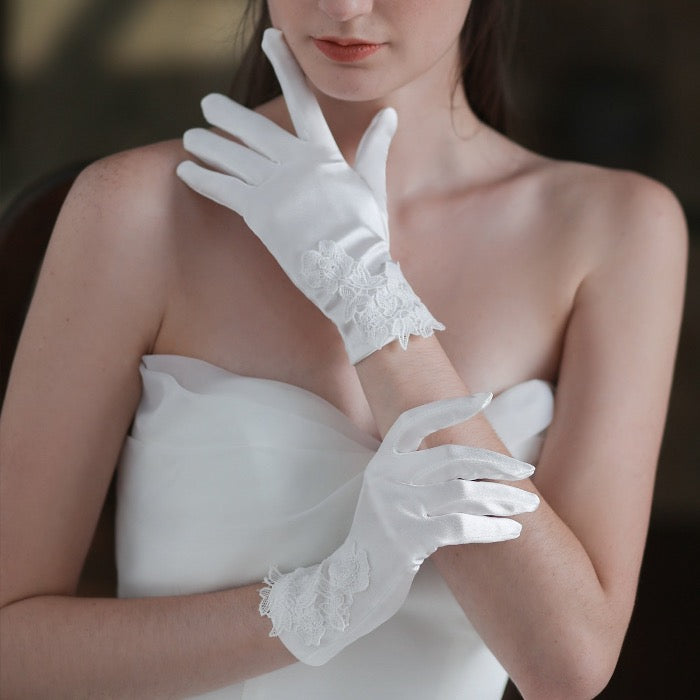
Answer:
[258,541,370,664]
[300,240,446,364]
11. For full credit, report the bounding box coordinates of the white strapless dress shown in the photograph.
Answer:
[116,355,554,699]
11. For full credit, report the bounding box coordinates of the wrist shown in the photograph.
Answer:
[300,241,444,365]
[258,542,370,664]
[355,335,472,435]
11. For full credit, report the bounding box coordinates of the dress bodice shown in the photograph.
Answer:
[116,354,554,699]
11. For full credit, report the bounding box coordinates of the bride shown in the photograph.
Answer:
[0,1,687,698]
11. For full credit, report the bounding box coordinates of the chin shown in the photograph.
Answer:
[315,84,388,103]
[302,66,394,103]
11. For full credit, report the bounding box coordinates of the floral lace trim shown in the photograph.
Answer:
[259,542,370,648]
[300,240,445,350]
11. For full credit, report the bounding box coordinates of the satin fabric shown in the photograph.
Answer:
[116,354,554,699]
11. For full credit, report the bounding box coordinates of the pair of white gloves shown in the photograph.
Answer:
[177,29,538,666]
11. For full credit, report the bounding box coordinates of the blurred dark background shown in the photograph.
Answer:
[1,1,698,697]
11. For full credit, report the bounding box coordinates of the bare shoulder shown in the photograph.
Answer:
[529,158,688,271]
[68,137,244,255]
[64,139,189,243]
[50,139,203,348]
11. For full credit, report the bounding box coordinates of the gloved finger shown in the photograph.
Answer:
[425,512,522,546]
[354,107,398,226]
[386,394,493,454]
[176,160,250,214]
[402,444,535,484]
[200,93,298,161]
[183,129,276,185]
[261,28,338,149]
[417,480,540,517]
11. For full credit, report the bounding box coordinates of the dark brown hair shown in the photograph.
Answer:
[230,0,516,134]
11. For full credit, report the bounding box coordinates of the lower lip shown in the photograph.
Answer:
[313,39,383,63]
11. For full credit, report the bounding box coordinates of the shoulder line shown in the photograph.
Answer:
[45,140,193,351]
[531,159,686,252]
[68,139,186,213]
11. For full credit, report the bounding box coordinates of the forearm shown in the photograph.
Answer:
[355,335,495,443]
[355,336,620,699]
[0,584,294,699]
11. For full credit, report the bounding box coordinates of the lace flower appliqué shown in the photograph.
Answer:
[300,240,445,350]
[259,542,370,648]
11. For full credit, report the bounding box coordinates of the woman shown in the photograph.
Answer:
[0,1,687,698]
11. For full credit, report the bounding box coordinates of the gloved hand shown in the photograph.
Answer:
[258,393,540,666]
[177,28,444,364]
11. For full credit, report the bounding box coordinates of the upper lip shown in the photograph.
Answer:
[314,36,381,46]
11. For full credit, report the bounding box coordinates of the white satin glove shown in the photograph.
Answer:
[177,28,444,364]
[258,393,539,666]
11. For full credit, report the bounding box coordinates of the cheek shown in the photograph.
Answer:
[266,0,280,27]
[394,0,471,25]
[388,0,470,61]
[266,0,311,32]
[266,1,318,67]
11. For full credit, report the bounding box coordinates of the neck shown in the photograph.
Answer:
[308,49,486,203]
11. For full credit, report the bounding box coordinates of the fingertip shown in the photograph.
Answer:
[451,393,493,419]
[468,518,522,543]
[181,128,200,150]
[200,93,230,121]
[524,461,537,477]
[508,527,522,540]
[175,160,192,181]
[201,92,221,109]
[472,392,493,410]
[489,516,522,541]
[380,106,398,132]
[377,108,398,145]
[504,521,522,539]
[261,27,284,58]
[509,462,536,481]
[487,453,536,482]
[262,27,283,45]
[526,493,540,512]
[443,392,492,424]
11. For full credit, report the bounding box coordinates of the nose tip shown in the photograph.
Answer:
[318,0,373,22]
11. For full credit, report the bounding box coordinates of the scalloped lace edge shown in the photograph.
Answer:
[259,542,370,648]
[300,240,445,350]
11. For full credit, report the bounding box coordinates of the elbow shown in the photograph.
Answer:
[524,666,616,700]
[515,632,622,700]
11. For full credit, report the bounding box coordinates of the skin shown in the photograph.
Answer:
[0,0,688,698]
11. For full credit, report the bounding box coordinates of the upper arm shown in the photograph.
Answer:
[0,148,177,606]
[533,172,687,620]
